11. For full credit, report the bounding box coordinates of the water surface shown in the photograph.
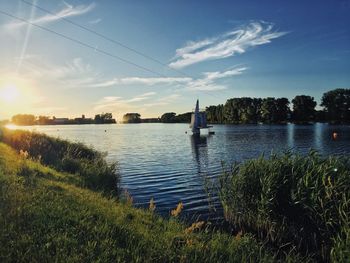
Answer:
[19,123,350,220]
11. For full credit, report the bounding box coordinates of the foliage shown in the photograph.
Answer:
[291,95,317,123]
[94,113,116,124]
[0,143,284,263]
[219,151,350,262]
[159,112,192,123]
[174,112,192,123]
[161,112,177,123]
[11,114,36,125]
[219,97,289,124]
[321,88,350,123]
[206,104,225,123]
[0,128,119,195]
[122,113,141,123]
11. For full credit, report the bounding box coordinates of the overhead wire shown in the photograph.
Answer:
[19,0,233,101]
[0,7,227,101]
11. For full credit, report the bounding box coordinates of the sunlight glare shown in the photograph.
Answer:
[5,123,18,130]
[0,85,20,103]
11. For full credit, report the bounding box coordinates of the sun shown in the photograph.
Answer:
[0,85,20,103]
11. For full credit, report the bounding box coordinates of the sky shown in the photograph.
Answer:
[0,0,349,120]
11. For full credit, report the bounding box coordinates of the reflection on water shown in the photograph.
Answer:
[16,123,350,220]
[190,135,208,170]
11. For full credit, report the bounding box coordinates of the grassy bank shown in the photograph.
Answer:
[219,152,350,262]
[0,142,284,262]
[0,128,118,195]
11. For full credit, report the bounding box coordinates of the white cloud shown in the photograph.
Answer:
[5,2,95,29]
[91,67,246,92]
[169,21,287,68]
[89,18,102,24]
[203,67,247,80]
[93,92,157,111]
[87,79,119,88]
[187,67,247,91]
[125,92,156,103]
[143,94,180,107]
[119,77,191,85]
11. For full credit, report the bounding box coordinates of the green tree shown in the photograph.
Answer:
[160,112,176,123]
[321,88,350,123]
[38,116,51,125]
[175,112,192,123]
[292,95,317,123]
[275,98,290,123]
[260,98,278,123]
[206,105,224,123]
[11,114,36,125]
[224,98,241,124]
[122,113,141,123]
[95,113,116,124]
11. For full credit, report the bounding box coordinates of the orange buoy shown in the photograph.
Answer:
[332,132,338,140]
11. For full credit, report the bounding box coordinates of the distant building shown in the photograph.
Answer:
[53,118,69,124]
[74,115,93,124]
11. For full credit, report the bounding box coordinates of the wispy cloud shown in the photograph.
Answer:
[91,67,246,92]
[120,77,191,85]
[6,2,95,29]
[93,92,157,111]
[89,18,102,24]
[143,94,180,107]
[186,67,247,91]
[18,56,103,88]
[86,77,191,88]
[169,21,287,68]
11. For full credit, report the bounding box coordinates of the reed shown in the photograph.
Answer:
[0,127,119,195]
[219,151,350,261]
[0,142,289,262]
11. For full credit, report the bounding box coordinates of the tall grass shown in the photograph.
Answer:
[219,151,350,262]
[0,128,119,195]
[0,142,285,262]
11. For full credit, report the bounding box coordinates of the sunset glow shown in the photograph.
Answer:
[0,84,20,103]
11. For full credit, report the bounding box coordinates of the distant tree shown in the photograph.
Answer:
[292,95,317,123]
[224,98,241,123]
[260,97,278,123]
[206,105,221,123]
[38,116,51,125]
[11,114,36,125]
[95,113,116,124]
[175,112,192,123]
[321,88,350,123]
[161,112,176,123]
[94,114,102,124]
[0,119,9,126]
[275,98,290,123]
[240,98,262,123]
[315,110,326,122]
[122,113,141,123]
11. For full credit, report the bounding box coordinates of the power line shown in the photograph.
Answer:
[0,10,168,77]
[0,9,225,101]
[19,0,231,101]
[19,0,194,80]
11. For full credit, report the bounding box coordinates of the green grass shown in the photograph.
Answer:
[0,128,118,195]
[0,142,288,263]
[219,151,350,262]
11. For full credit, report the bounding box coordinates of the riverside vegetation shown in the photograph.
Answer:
[220,152,350,262]
[0,127,286,262]
[0,127,348,262]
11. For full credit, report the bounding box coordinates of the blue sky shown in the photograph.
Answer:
[0,0,349,120]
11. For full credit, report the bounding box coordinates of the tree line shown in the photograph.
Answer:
[10,113,116,126]
[206,88,349,124]
[6,88,349,125]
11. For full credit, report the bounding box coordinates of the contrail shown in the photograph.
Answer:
[16,0,38,73]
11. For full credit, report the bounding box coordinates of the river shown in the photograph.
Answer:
[17,123,350,221]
